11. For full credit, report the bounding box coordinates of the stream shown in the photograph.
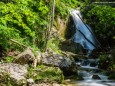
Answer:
[65,58,115,86]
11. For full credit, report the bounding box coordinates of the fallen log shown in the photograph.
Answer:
[9,39,32,50]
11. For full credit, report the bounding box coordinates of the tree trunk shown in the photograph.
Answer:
[45,0,55,51]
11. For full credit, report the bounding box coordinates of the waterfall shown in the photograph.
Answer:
[70,8,100,57]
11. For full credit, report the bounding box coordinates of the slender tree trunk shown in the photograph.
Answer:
[45,0,55,51]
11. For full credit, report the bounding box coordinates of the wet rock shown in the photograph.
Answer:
[90,62,97,67]
[81,60,89,66]
[14,47,35,65]
[92,75,101,80]
[0,63,27,85]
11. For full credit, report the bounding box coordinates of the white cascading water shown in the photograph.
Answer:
[76,58,115,86]
[70,8,100,51]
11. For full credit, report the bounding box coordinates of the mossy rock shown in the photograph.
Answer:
[0,63,27,86]
[0,72,26,86]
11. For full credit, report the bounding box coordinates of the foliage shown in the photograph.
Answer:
[48,38,61,53]
[0,0,82,51]
[27,65,64,83]
[0,56,16,63]
[0,72,13,86]
[0,0,50,51]
[0,0,85,52]
[98,54,109,61]
[83,5,115,40]
[98,54,113,69]
[0,24,20,50]
[94,0,115,1]
[108,73,115,80]
[55,0,82,19]
[1,0,114,57]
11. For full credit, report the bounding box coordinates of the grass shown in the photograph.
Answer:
[27,64,64,84]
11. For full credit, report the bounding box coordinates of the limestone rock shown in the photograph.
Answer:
[41,53,77,76]
[41,53,73,67]
[15,47,35,64]
[27,78,34,85]
[56,17,67,38]
[0,63,27,85]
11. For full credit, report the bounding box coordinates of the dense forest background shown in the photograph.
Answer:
[0,0,115,85]
[0,0,114,53]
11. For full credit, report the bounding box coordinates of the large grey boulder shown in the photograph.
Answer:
[0,63,27,85]
[40,52,77,76]
[41,52,73,67]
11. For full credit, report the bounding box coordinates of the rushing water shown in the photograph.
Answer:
[65,58,115,86]
[75,58,115,86]
[70,8,100,56]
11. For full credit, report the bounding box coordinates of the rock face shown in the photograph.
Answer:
[14,47,35,65]
[56,17,67,38]
[0,63,27,85]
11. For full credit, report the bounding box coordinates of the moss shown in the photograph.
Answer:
[27,65,64,84]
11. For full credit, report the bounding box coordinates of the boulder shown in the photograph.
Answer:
[41,52,74,67]
[90,62,97,67]
[40,52,77,76]
[0,63,27,85]
[92,75,101,80]
[14,47,35,65]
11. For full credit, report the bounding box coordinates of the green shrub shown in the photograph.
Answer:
[84,5,115,39]
[55,0,82,19]
[98,54,113,69]
[0,0,51,51]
